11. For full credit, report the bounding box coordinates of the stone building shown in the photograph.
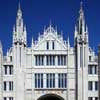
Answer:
[0,2,98,100]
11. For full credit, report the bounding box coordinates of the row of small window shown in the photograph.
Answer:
[4,65,13,75]
[47,41,55,50]
[35,73,67,88]
[35,55,66,66]
[88,81,98,91]
[3,81,13,91]
[88,65,97,75]
[88,97,98,100]
[4,97,13,100]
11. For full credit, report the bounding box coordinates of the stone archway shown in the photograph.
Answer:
[37,94,64,100]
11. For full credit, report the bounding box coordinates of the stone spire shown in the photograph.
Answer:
[13,2,27,46]
[74,25,78,38]
[31,37,34,48]
[49,20,52,33]
[0,41,2,53]
[17,2,22,19]
[78,1,85,36]
[67,37,70,48]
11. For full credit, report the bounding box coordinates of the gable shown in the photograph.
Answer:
[34,33,67,51]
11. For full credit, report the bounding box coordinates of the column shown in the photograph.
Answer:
[7,97,9,100]
[7,82,9,91]
[43,74,46,88]
[93,97,95,100]
[55,74,58,88]
[55,56,58,66]
[44,56,46,66]
[7,66,9,75]
[92,66,94,74]
[93,81,95,91]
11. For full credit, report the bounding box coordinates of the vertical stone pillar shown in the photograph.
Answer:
[98,45,100,100]
[43,74,46,88]
[55,74,58,88]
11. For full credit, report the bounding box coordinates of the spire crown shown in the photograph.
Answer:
[17,2,22,18]
[79,1,84,17]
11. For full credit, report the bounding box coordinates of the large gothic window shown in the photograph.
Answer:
[88,81,93,90]
[35,55,44,66]
[35,73,43,88]
[58,73,67,88]
[34,73,67,89]
[58,55,66,66]
[4,65,13,75]
[47,73,55,88]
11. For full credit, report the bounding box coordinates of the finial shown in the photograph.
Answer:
[17,1,22,18]
[31,37,34,48]
[18,1,21,10]
[0,41,2,49]
[80,1,84,15]
[49,20,52,26]
[24,25,26,31]
[74,25,78,38]
[13,25,15,33]
[86,25,88,33]
[67,36,70,47]
[80,1,83,10]
[55,25,57,34]
[75,25,77,31]
[49,20,52,33]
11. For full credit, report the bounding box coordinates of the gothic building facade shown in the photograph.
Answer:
[0,2,99,100]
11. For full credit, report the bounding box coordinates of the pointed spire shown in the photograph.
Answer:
[49,20,52,27]
[0,41,2,50]
[49,20,52,33]
[24,25,27,43]
[74,25,78,38]
[55,25,57,35]
[13,25,15,33]
[31,37,34,48]
[18,1,21,10]
[77,1,85,35]
[44,25,46,35]
[86,25,88,33]
[17,1,22,18]
[67,36,70,48]
[24,25,26,32]
[79,1,84,16]
[80,2,83,11]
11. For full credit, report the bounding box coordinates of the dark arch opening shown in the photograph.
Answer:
[37,94,64,100]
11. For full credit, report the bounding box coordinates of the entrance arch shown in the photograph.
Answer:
[37,94,64,100]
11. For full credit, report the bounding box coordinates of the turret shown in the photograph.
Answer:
[75,2,88,45]
[74,2,88,100]
[13,3,26,100]
[13,3,27,47]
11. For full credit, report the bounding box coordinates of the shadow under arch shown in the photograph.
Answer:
[37,94,64,100]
